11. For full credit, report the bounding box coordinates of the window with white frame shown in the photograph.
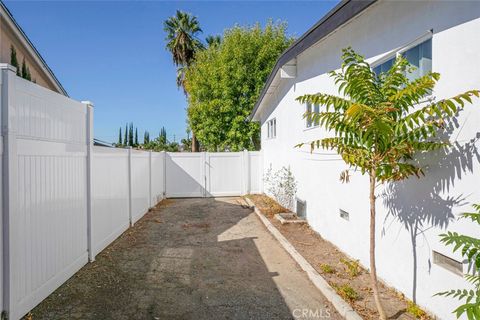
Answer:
[373,38,432,81]
[267,118,276,138]
[306,102,320,128]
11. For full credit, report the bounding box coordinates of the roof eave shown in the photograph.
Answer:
[249,0,377,121]
[0,1,68,96]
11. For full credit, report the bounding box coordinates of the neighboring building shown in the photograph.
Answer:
[0,1,67,95]
[251,0,480,318]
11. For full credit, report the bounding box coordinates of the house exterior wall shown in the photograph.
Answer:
[0,14,61,94]
[257,1,480,318]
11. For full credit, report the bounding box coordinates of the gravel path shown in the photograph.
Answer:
[29,198,340,320]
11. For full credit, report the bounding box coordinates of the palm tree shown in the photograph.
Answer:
[164,10,204,151]
[164,10,204,69]
[206,35,221,48]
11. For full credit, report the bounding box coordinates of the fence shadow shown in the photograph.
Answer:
[381,116,480,302]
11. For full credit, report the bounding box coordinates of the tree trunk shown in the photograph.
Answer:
[191,132,199,152]
[369,169,387,320]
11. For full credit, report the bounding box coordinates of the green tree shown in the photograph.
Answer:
[159,127,167,144]
[144,131,150,144]
[186,22,293,151]
[164,10,204,69]
[134,127,139,146]
[128,123,134,147]
[163,10,204,151]
[118,127,122,146]
[437,204,480,319]
[21,58,31,81]
[10,46,21,77]
[124,123,128,147]
[205,35,221,48]
[296,48,479,319]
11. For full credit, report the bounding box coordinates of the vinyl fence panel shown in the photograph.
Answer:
[166,153,205,198]
[248,151,262,194]
[206,152,243,197]
[2,67,89,320]
[151,152,165,205]
[130,150,150,223]
[91,147,130,257]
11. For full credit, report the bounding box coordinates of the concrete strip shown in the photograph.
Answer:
[245,197,363,320]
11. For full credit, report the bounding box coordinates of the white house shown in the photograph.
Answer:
[250,0,480,318]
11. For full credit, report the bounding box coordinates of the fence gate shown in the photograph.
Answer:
[165,151,260,198]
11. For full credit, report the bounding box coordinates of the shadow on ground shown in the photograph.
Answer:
[29,198,337,320]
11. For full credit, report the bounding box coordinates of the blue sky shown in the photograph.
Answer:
[5,0,338,143]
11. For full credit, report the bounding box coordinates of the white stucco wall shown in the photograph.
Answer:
[257,1,480,318]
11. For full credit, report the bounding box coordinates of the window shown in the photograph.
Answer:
[373,38,432,81]
[267,118,276,139]
[306,103,320,128]
[403,38,432,81]
[373,57,395,76]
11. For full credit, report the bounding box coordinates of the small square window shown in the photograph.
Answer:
[267,118,276,139]
[313,104,320,127]
[306,103,313,128]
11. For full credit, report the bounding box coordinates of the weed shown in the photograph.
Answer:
[333,283,359,302]
[340,258,361,277]
[319,264,336,274]
[406,301,428,319]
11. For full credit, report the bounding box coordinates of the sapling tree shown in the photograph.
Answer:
[296,48,479,319]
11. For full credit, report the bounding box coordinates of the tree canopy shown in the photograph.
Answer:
[185,22,293,151]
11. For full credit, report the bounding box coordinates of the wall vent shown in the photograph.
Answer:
[339,209,349,221]
[433,251,463,276]
[296,198,307,219]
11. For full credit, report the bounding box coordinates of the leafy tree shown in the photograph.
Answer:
[128,123,134,147]
[134,127,139,146]
[124,123,128,146]
[159,127,167,144]
[181,137,192,151]
[21,58,31,81]
[118,127,122,146]
[436,204,480,319]
[163,10,203,151]
[144,131,150,144]
[186,22,293,151]
[10,46,21,77]
[296,48,479,319]
[143,127,179,152]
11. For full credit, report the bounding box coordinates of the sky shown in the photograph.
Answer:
[4,0,339,143]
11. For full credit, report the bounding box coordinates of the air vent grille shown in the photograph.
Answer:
[433,251,463,276]
[296,198,306,219]
[339,209,349,221]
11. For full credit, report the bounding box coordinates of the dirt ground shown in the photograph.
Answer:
[247,194,430,320]
[28,197,342,320]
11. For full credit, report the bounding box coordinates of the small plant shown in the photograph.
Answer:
[333,283,359,302]
[436,204,480,319]
[340,258,361,278]
[319,263,336,274]
[263,165,297,211]
[406,301,427,319]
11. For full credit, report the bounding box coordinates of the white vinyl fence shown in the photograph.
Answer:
[165,151,261,198]
[0,64,262,319]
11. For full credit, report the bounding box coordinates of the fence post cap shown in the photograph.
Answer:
[81,100,94,107]
[0,63,16,73]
